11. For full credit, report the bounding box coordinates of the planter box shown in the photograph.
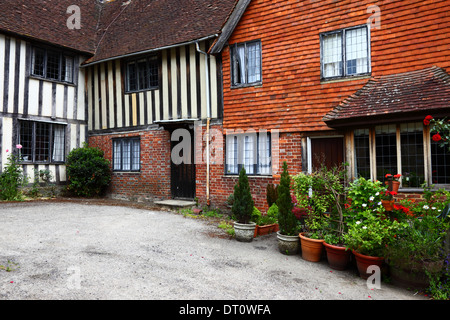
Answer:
[253,223,279,237]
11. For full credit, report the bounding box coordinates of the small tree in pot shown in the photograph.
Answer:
[232,167,256,242]
[276,161,300,254]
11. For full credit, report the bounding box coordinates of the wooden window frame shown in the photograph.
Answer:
[125,55,159,93]
[30,46,74,84]
[230,40,262,88]
[320,25,371,81]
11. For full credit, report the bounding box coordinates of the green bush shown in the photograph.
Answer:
[277,161,298,236]
[0,151,27,201]
[66,144,111,197]
[231,167,254,224]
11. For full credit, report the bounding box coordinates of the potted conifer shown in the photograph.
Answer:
[232,167,256,242]
[276,161,300,255]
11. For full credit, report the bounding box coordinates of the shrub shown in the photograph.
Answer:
[0,149,27,201]
[277,161,298,236]
[266,183,278,207]
[231,167,254,224]
[66,143,111,197]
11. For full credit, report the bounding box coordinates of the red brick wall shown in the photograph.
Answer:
[196,123,303,213]
[222,0,450,133]
[88,129,171,202]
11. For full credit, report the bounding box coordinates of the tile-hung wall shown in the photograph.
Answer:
[0,34,88,184]
[86,41,223,132]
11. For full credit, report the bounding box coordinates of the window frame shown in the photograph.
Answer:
[125,55,159,93]
[320,25,371,81]
[112,137,141,172]
[230,40,262,88]
[352,122,450,189]
[225,131,271,176]
[18,120,66,164]
[30,46,74,84]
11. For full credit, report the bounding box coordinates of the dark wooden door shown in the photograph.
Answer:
[170,128,195,199]
[311,137,344,170]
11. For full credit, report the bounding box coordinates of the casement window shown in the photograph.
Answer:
[18,120,66,163]
[31,47,74,83]
[126,56,159,92]
[231,40,262,87]
[113,137,140,171]
[321,25,370,79]
[353,122,450,188]
[226,132,271,175]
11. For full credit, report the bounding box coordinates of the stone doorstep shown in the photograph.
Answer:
[154,199,197,211]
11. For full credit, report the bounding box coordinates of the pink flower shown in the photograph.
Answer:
[5,149,9,153]
[16,144,22,149]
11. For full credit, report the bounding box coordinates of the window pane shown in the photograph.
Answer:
[375,124,397,181]
[232,44,246,85]
[35,122,50,162]
[148,57,159,87]
[226,135,238,174]
[345,27,368,75]
[52,125,65,162]
[19,121,34,161]
[244,135,255,174]
[258,133,271,175]
[431,135,450,184]
[32,48,45,77]
[400,123,424,187]
[131,139,140,171]
[46,50,60,80]
[127,61,137,91]
[122,140,131,171]
[113,140,122,170]
[61,56,73,82]
[322,32,342,77]
[247,42,261,83]
[354,129,370,179]
[137,59,149,90]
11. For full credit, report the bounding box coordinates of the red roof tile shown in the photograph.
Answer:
[323,66,450,127]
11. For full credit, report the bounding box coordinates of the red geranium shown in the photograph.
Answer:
[432,133,442,142]
[423,115,433,126]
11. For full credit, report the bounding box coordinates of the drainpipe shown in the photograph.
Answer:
[196,41,211,206]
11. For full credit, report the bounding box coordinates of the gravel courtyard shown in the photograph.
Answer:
[0,200,427,301]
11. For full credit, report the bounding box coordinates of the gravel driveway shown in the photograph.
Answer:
[0,199,427,302]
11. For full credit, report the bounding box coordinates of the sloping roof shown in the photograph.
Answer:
[88,0,239,64]
[0,0,239,61]
[0,0,100,54]
[323,66,450,128]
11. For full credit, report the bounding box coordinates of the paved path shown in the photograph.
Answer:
[0,200,427,302]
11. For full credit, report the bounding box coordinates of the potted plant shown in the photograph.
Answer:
[344,210,405,279]
[276,161,300,255]
[231,167,256,242]
[254,203,279,237]
[385,173,401,193]
[385,200,450,290]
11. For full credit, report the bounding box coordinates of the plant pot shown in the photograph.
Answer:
[389,260,443,290]
[234,222,256,242]
[277,231,299,255]
[254,223,278,237]
[352,250,384,280]
[324,242,351,270]
[299,232,325,262]
[381,200,394,211]
[385,180,400,192]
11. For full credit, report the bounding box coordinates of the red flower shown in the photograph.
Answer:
[432,133,442,142]
[394,174,401,179]
[423,115,433,126]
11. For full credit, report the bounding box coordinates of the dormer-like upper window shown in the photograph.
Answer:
[31,47,74,83]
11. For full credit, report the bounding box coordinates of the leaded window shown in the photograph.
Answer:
[31,47,74,83]
[113,137,140,171]
[126,56,159,92]
[231,40,262,86]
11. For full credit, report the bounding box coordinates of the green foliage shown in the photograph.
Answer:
[344,210,406,257]
[276,161,298,236]
[251,206,262,223]
[231,167,254,224]
[66,143,111,197]
[266,183,278,207]
[0,151,27,201]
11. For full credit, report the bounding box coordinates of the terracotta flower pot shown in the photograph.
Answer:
[254,223,278,237]
[324,242,351,270]
[381,200,394,211]
[352,250,384,280]
[385,180,400,192]
[299,232,325,262]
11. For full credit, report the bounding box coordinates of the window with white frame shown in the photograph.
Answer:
[226,132,271,175]
[321,25,370,79]
[113,137,140,171]
[231,40,262,86]
[31,47,74,83]
[19,120,66,163]
[353,122,450,188]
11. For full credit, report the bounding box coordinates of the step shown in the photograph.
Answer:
[154,199,196,212]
